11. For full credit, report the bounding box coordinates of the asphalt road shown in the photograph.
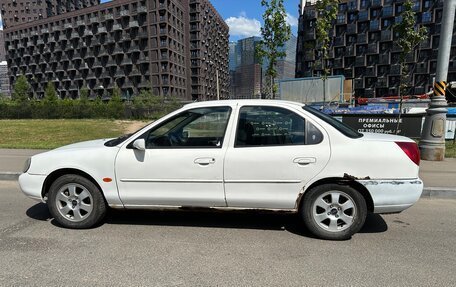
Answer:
[1,180,455,287]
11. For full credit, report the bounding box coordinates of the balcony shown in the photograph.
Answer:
[130,68,141,77]
[64,23,73,30]
[367,43,378,54]
[333,59,343,69]
[379,53,390,64]
[121,58,133,66]
[390,64,401,75]
[138,56,150,63]
[346,46,355,56]
[120,10,130,18]
[104,14,114,21]
[86,72,96,80]
[357,33,367,44]
[304,51,315,61]
[129,45,140,53]
[71,32,80,39]
[92,60,102,69]
[97,27,108,35]
[354,78,364,89]
[138,6,147,14]
[365,67,376,77]
[112,24,122,32]
[334,36,345,47]
[84,30,94,37]
[420,39,432,49]
[355,56,366,67]
[344,68,354,78]
[106,60,116,67]
[416,64,428,74]
[405,52,415,63]
[115,69,126,77]
[376,77,388,88]
[371,0,382,8]
[129,21,139,29]
[358,11,369,22]
[113,47,123,55]
[381,30,392,42]
[347,24,357,35]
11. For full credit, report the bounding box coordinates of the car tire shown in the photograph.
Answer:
[47,174,107,229]
[301,184,367,240]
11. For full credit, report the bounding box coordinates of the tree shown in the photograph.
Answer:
[315,0,339,106]
[44,81,58,102]
[12,75,30,102]
[394,0,427,134]
[79,87,89,102]
[256,0,291,99]
[108,84,124,118]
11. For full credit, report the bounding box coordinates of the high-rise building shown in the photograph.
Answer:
[0,30,6,61]
[296,0,452,98]
[0,30,10,96]
[229,35,297,99]
[4,0,229,101]
[229,36,262,99]
[0,0,100,28]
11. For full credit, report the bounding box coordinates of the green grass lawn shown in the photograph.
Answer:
[446,140,456,158]
[0,119,138,149]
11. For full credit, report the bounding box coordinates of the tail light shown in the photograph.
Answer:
[395,142,420,166]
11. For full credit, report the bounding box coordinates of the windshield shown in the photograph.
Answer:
[302,106,363,139]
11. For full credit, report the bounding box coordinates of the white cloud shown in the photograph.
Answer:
[286,13,298,27]
[225,14,261,38]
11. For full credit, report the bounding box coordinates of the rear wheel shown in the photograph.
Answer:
[301,184,367,240]
[47,174,107,229]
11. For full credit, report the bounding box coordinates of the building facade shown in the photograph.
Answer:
[4,0,229,101]
[296,0,453,98]
[1,0,100,29]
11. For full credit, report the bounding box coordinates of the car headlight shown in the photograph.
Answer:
[23,158,31,173]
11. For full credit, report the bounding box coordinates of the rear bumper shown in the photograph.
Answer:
[18,173,46,202]
[358,179,423,213]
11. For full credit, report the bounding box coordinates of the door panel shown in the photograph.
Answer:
[115,106,233,207]
[224,105,331,209]
[116,148,226,207]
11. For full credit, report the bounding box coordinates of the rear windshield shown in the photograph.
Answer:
[302,106,363,139]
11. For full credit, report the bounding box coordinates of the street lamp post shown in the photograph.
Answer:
[419,0,456,161]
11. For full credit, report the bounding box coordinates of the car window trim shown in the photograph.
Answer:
[234,105,321,148]
[128,106,233,150]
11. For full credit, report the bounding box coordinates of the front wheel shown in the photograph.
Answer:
[301,184,367,240]
[47,174,107,229]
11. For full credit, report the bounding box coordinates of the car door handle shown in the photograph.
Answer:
[293,157,316,165]
[194,158,216,166]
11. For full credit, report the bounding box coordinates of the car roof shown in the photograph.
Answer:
[184,99,305,109]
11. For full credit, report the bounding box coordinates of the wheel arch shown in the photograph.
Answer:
[297,177,374,212]
[41,168,104,201]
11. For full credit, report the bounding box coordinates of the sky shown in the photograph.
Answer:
[100,0,300,41]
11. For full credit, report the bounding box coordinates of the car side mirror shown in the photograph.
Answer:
[132,139,146,151]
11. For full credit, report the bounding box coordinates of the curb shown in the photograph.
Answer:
[1,172,455,199]
[422,187,456,199]
[0,172,21,181]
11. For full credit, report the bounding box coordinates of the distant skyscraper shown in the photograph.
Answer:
[0,0,100,28]
[229,35,297,99]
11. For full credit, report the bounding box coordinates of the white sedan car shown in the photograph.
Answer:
[19,100,423,240]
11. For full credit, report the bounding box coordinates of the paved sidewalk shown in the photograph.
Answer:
[1,149,455,198]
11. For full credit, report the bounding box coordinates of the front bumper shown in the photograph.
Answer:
[358,179,423,213]
[18,173,47,202]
